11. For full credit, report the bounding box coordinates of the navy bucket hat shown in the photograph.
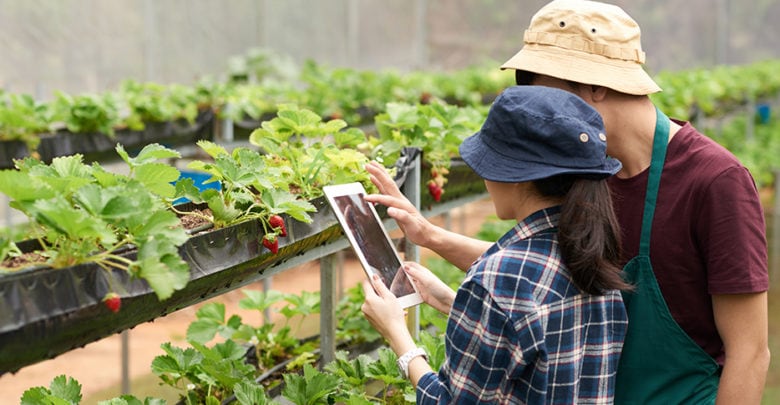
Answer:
[459,85,621,183]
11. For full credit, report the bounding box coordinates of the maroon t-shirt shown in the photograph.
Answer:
[608,121,769,364]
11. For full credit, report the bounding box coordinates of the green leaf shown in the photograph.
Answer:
[0,170,56,202]
[333,127,367,148]
[234,381,277,405]
[282,364,341,405]
[133,163,181,198]
[127,143,181,166]
[196,140,229,159]
[20,387,58,405]
[238,289,285,312]
[130,209,188,246]
[204,191,242,227]
[186,303,229,344]
[20,375,83,405]
[151,342,203,377]
[32,197,117,245]
[260,189,315,223]
[173,177,206,204]
[279,290,320,320]
[135,237,190,300]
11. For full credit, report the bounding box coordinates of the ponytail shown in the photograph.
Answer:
[534,175,631,295]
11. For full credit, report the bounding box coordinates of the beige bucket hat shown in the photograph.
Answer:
[501,0,662,95]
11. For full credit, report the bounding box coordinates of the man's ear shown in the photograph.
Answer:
[589,85,609,102]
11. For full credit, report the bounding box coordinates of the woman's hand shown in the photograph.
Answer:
[403,262,457,315]
[364,161,435,248]
[362,274,414,352]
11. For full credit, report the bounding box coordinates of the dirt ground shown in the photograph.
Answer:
[0,197,495,404]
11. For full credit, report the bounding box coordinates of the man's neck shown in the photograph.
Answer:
[607,100,681,179]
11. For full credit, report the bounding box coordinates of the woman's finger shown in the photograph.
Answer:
[369,273,391,297]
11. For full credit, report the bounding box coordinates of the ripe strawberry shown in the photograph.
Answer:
[427,181,443,202]
[263,235,279,254]
[269,214,287,237]
[103,292,121,313]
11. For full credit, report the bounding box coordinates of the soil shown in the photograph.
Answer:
[0,197,495,404]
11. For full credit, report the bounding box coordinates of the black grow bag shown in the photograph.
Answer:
[0,140,30,169]
[0,196,344,374]
[33,109,215,164]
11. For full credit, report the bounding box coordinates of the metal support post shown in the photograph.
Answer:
[263,278,272,324]
[121,330,130,394]
[400,154,422,340]
[319,253,339,368]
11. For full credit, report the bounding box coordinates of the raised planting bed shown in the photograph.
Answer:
[1,110,214,168]
[0,158,485,374]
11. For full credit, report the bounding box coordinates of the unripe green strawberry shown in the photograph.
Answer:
[103,292,121,313]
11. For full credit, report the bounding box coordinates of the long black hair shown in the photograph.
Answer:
[534,175,631,295]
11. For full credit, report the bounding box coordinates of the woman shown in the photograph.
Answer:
[361,85,630,403]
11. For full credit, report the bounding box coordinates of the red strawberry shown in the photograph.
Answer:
[427,181,443,202]
[103,292,121,313]
[263,236,279,254]
[269,214,287,237]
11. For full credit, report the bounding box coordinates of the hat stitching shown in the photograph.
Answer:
[524,30,645,63]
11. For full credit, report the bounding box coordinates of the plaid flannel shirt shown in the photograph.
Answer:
[417,207,627,404]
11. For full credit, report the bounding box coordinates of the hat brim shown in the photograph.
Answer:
[459,130,622,183]
[501,44,662,96]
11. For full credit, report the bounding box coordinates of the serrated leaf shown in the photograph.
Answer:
[32,197,117,245]
[152,343,203,376]
[261,189,315,223]
[20,387,57,405]
[173,177,206,204]
[0,170,56,202]
[49,374,83,404]
[238,289,285,312]
[196,140,229,159]
[333,127,367,148]
[130,210,188,246]
[133,163,180,198]
[135,237,190,300]
[282,364,341,405]
[234,381,276,405]
[131,143,182,165]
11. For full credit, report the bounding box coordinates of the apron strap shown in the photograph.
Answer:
[638,107,670,255]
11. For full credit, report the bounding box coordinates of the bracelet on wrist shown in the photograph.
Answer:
[396,347,429,379]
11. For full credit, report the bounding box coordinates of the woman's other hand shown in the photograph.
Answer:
[403,262,456,315]
[362,274,412,349]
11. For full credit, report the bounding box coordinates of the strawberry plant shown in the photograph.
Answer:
[0,92,51,152]
[281,363,341,405]
[0,144,190,300]
[178,139,317,229]
[116,79,204,130]
[151,339,257,404]
[248,104,374,198]
[49,91,121,136]
[370,100,487,201]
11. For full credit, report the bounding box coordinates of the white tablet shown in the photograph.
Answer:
[324,182,423,308]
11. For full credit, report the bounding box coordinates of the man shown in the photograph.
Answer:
[367,0,770,403]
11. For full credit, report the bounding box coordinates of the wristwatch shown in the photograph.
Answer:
[397,347,429,379]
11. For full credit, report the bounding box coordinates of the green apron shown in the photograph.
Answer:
[614,108,721,404]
